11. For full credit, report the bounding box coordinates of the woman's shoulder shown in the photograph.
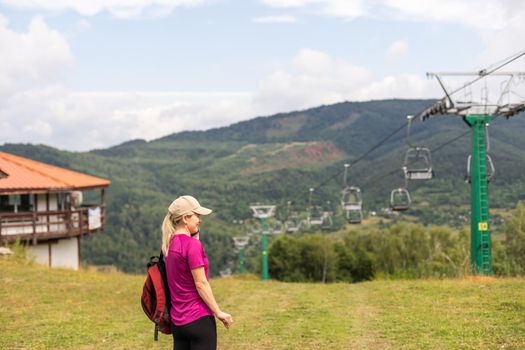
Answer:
[187,236,203,248]
[172,234,203,249]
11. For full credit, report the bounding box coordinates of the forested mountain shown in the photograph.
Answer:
[3,99,525,274]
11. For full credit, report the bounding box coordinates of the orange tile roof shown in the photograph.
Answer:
[0,152,110,194]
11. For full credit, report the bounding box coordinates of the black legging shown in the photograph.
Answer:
[171,316,217,350]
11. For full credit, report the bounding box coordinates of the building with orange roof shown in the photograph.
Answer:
[0,151,110,270]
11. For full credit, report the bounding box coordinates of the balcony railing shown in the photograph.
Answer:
[0,205,106,243]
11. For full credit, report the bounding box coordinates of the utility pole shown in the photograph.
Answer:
[421,69,525,276]
[250,205,276,280]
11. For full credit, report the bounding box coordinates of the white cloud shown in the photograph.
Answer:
[260,0,318,7]
[75,19,91,30]
[252,48,440,115]
[356,74,437,100]
[320,0,365,19]
[386,39,408,59]
[254,15,297,23]
[383,0,511,30]
[261,0,523,28]
[260,0,366,19]
[0,43,442,151]
[8,48,413,151]
[0,0,210,19]
[0,90,255,151]
[0,15,73,99]
[2,1,525,151]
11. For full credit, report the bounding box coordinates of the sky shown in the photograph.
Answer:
[1,0,525,151]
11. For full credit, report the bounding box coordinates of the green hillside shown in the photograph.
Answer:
[1,256,524,349]
[2,99,525,274]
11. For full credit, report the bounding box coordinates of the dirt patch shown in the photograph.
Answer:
[243,141,344,174]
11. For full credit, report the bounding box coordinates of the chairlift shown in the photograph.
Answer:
[321,212,333,230]
[403,147,434,180]
[268,220,284,234]
[285,215,302,233]
[345,208,363,224]
[403,115,434,180]
[341,186,362,211]
[464,154,495,184]
[341,164,364,224]
[307,188,324,226]
[341,186,363,224]
[308,205,324,226]
[390,188,411,211]
[233,236,249,248]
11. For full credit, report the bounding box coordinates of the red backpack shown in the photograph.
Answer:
[141,253,172,340]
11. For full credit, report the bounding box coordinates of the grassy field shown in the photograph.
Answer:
[1,256,524,350]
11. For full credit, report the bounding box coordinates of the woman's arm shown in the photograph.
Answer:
[191,267,233,328]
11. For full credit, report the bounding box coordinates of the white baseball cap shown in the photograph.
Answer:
[168,195,212,219]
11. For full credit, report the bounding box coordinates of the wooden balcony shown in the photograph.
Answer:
[0,205,106,243]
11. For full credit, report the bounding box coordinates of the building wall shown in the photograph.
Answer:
[29,243,50,266]
[51,237,79,270]
[27,237,79,270]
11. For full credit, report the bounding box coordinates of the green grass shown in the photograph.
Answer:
[1,257,524,349]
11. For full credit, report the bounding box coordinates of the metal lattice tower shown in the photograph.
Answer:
[420,68,525,276]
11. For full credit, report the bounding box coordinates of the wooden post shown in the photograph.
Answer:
[32,211,37,245]
[78,208,83,234]
[46,193,50,232]
[65,192,71,235]
[101,188,106,228]
[48,243,52,268]
[78,235,81,270]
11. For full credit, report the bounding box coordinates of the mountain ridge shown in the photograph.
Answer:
[2,98,525,273]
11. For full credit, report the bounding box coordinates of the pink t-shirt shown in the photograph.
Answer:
[166,234,214,326]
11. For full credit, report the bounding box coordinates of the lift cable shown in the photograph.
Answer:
[303,118,409,196]
[283,51,525,217]
[285,102,441,209]
[359,129,471,189]
[311,101,443,191]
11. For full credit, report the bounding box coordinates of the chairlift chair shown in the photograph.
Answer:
[403,115,434,180]
[341,186,362,211]
[308,206,324,226]
[285,215,302,233]
[345,208,363,224]
[464,154,495,184]
[390,188,411,211]
[321,212,333,230]
[341,186,363,223]
[403,147,434,180]
[268,220,284,234]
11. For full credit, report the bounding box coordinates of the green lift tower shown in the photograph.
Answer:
[421,70,525,276]
[250,205,276,280]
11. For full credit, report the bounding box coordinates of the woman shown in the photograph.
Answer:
[162,195,233,350]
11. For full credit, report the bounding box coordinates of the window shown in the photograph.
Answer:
[0,194,33,212]
[0,195,13,212]
[19,194,34,212]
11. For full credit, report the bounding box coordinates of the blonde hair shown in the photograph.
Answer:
[161,213,179,256]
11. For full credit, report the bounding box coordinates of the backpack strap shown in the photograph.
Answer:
[154,251,173,340]
[158,251,172,309]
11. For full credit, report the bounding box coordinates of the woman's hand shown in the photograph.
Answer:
[216,311,233,329]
